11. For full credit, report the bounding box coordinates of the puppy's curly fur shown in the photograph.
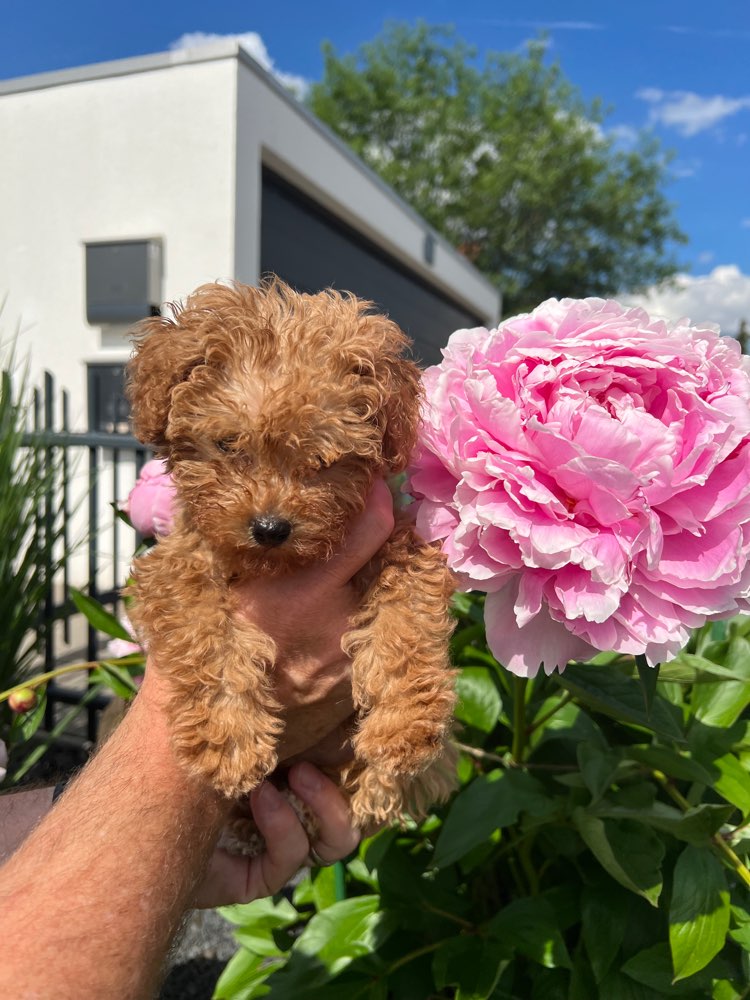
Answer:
[126,279,456,830]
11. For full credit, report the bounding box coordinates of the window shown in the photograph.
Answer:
[87,364,131,434]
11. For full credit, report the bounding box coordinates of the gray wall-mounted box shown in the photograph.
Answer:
[85,238,163,324]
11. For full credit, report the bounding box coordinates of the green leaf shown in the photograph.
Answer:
[626,745,715,785]
[487,897,572,969]
[70,588,133,641]
[691,637,750,728]
[622,943,714,997]
[581,883,632,983]
[573,809,664,906]
[311,865,339,911]
[708,753,750,817]
[212,948,284,999]
[712,980,744,1000]
[219,897,299,962]
[555,662,685,743]
[286,896,391,980]
[274,975,387,1000]
[597,969,664,999]
[661,653,750,685]
[577,742,621,802]
[432,936,506,998]
[91,662,139,699]
[529,697,606,751]
[433,768,554,868]
[345,857,379,891]
[221,896,298,930]
[258,896,395,1000]
[591,801,734,846]
[636,655,660,717]
[454,666,502,732]
[669,845,730,981]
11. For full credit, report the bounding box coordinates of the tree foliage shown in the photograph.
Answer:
[308,22,687,315]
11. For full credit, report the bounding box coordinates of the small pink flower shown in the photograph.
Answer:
[408,298,750,676]
[105,613,144,659]
[122,459,176,537]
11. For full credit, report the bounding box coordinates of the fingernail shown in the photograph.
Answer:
[293,762,323,794]
[256,782,283,811]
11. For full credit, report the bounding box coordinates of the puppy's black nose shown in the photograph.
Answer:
[251,515,292,547]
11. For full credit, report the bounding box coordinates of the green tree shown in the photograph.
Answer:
[308,22,686,315]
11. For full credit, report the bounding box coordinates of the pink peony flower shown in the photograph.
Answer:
[122,459,176,537]
[408,298,750,677]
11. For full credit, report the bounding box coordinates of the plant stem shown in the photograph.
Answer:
[387,940,444,975]
[652,770,750,891]
[0,662,101,702]
[422,904,475,930]
[525,691,573,736]
[452,741,577,772]
[511,677,528,763]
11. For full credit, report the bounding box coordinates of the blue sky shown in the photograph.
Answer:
[3,0,749,329]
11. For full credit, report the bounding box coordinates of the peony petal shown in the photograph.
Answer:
[485,584,595,677]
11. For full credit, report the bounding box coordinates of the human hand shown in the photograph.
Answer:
[230,478,395,763]
[193,762,359,908]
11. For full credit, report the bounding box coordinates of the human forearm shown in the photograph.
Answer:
[0,681,229,1000]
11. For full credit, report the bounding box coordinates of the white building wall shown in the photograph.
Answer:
[0,55,238,428]
[0,44,500,614]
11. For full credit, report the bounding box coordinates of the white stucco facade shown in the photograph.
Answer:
[0,41,500,428]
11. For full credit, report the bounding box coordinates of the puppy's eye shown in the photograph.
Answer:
[215,437,238,454]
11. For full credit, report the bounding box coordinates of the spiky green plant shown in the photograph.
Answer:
[0,347,66,703]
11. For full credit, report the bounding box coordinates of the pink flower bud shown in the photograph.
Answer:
[122,459,177,537]
[9,688,38,713]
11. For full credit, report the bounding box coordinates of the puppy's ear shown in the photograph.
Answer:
[381,355,422,474]
[126,314,205,447]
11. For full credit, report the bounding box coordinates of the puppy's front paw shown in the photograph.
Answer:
[354,720,446,777]
[179,740,278,797]
[348,768,409,829]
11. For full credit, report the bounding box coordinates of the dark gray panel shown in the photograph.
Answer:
[86,240,162,325]
[260,170,483,366]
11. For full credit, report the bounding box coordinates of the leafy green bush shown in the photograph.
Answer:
[214,595,750,999]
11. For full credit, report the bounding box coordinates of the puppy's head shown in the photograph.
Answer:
[127,279,420,570]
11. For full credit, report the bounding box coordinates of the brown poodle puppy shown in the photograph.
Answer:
[126,279,456,830]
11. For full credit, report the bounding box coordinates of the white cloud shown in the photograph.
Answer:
[697,251,715,265]
[170,31,308,97]
[625,265,750,333]
[477,19,603,30]
[608,123,639,148]
[742,219,750,228]
[670,158,701,178]
[637,88,750,137]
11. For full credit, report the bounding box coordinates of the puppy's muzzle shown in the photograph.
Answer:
[251,515,292,547]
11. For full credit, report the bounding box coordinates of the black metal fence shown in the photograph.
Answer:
[23,372,149,741]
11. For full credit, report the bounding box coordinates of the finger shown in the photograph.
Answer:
[244,782,310,899]
[324,478,394,584]
[288,762,360,864]
[194,849,252,909]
